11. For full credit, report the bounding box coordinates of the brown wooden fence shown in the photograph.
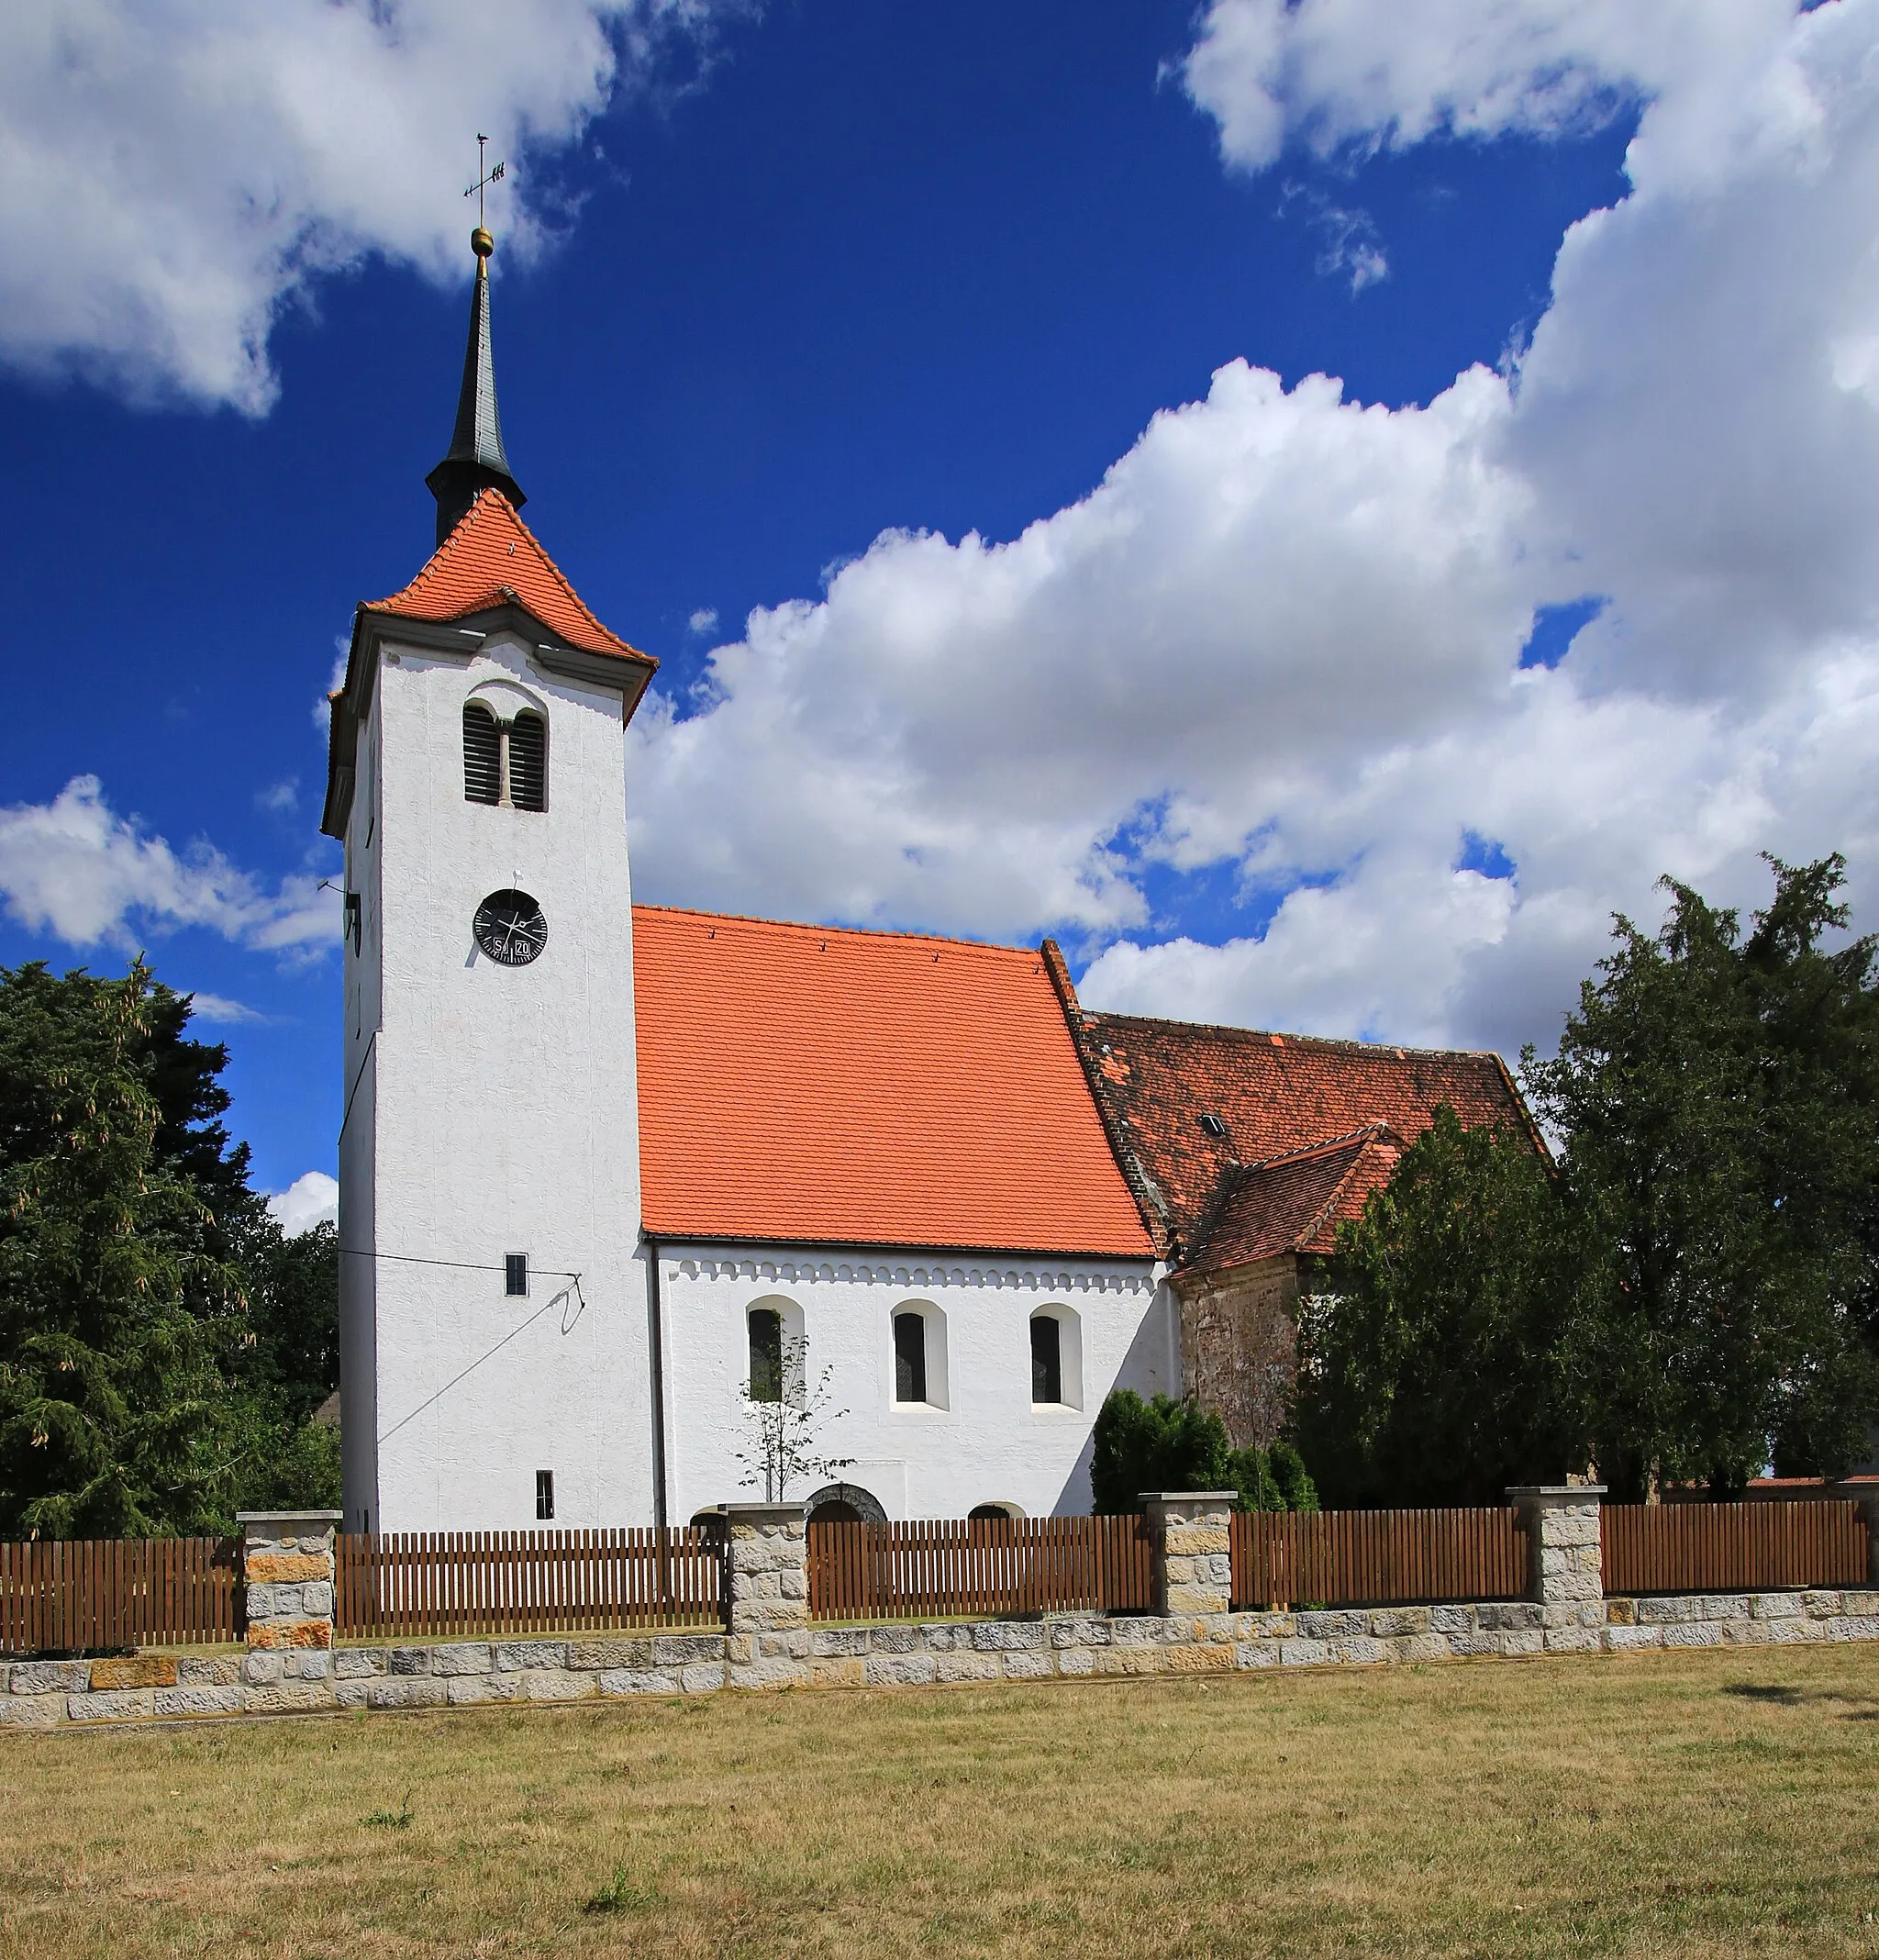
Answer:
[0,1537,242,1655]
[1230,1509,1530,1610]
[809,1514,1154,1621]
[1602,1500,1869,1596]
[334,1527,724,1641]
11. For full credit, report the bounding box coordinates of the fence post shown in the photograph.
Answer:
[1858,1487,1879,1590]
[721,1503,809,1638]
[1507,1486,1606,1624]
[1140,1492,1237,1617]
[238,1510,341,1651]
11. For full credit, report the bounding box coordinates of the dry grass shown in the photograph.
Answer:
[3,1645,1879,1957]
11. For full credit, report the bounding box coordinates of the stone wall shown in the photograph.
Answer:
[1173,1254,1301,1452]
[6,1590,1878,1729]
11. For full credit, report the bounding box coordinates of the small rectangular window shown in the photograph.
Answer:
[894,1310,927,1405]
[506,1253,528,1297]
[749,1308,784,1402]
[1031,1315,1063,1405]
[536,1470,555,1520]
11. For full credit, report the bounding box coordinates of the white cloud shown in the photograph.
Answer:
[626,0,1879,1059]
[257,780,298,815]
[0,1,742,412]
[688,607,720,636]
[183,991,266,1025]
[268,1170,338,1236]
[0,775,339,955]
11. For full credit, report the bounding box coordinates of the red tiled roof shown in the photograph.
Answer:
[1068,1006,1536,1261]
[632,908,1154,1256]
[364,487,652,666]
[1184,1124,1406,1274]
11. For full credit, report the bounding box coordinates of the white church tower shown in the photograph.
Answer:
[322,220,660,1534]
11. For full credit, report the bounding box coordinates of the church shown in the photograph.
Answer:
[323,228,1531,1536]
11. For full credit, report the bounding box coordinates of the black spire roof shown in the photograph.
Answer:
[425,226,526,547]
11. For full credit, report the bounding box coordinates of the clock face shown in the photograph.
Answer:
[473,888,548,966]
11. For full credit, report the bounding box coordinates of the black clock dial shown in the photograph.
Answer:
[473,888,548,966]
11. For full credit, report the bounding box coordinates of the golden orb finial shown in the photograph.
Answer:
[471,226,494,261]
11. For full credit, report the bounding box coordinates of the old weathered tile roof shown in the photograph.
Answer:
[364,487,653,665]
[632,908,1155,1257]
[1183,1124,1406,1275]
[1062,988,1535,1263]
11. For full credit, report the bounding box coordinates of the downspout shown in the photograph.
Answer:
[645,1237,669,1531]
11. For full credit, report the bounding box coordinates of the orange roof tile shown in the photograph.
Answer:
[632,908,1154,1256]
[1069,1008,1536,1262]
[1184,1125,1406,1274]
[365,487,652,667]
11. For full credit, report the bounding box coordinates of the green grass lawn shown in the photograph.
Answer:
[3,1644,1878,1957]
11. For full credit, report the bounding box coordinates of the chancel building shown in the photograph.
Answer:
[325,229,1530,1535]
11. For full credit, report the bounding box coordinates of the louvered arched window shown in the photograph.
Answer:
[508,711,547,812]
[462,700,548,812]
[463,702,501,804]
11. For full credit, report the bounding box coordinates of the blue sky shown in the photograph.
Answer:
[2,2,1876,1209]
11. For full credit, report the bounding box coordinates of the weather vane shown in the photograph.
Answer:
[464,134,506,231]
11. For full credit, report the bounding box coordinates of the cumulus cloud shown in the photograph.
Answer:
[0,775,339,955]
[183,991,267,1025]
[0,1,742,412]
[268,1170,339,1236]
[628,0,1879,1058]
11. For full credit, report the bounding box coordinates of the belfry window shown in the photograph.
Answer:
[893,1310,928,1405]
[463,702,501,803]
[463,701,548,812]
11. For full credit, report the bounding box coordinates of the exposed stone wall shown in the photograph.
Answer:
[1174,1254,1300,1451]
[722,1504,809,1638]
[6,1590,1878,1729]
[1142,1494,1235,1616]
[238,1510,339,1652]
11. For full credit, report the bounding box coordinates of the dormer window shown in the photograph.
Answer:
[463,701,548,812]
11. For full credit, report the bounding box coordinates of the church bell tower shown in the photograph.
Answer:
[322,221,658,1532]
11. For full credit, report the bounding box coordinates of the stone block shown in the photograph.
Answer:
[1543,1625,1603,1654]
[333,1648,386,1677]
[1501,1629,1544,1656]
[247,1619,330,1651]
[1395,1634,1455,1664]
[755,1629,811,1660]
[567,1638,654,1671]
[806,1657,866,1689]
[154,1686,243,1717]
[89,1654,178,1691]
[920,1623,966,1650]
[366,1677,448,1709]
[299,1582,333,1617]
[1478,1602,1545,1631]
[1165,1643,1236,1674]
[287,1651,332,1681]
[177,1654,242,1687]
[1766,1616,1828,1644]
[1804,1591,1843,1618]
[429,1644,492,1676]
[1639,1597,1698,1624]
[1235,1641,1281,1668]
[1721,1619,1774,1645]
[1842,1591,1879,1615]
[728,1659,813,1690]
[520,1669,591,1702]
[446,1675,520,1706]
[243,1550,329,1585]
[388,1647,432,1676]
[1698,1595,1750,1621]
[1829,1616,1879,1643]
[1370,1608,1430,1638]
[333,1681,370,1708]
[1429,1605,1474,1635]
[1663,1621,1723,1648]
[810,1629,869,1658]
[1330,1637,1387,1665]
[10,1660,88,1696]
[1056,1648,1095,1676]
[1103,1645,1168,1676]
[495,1642,567,1671]
[597,1669,679,1697]
[1605,1624,1663,1650]
[1295,1610,1363,1639]
[68,1689,154,1722]
[972,1621,1044,1651]
[933,1651,1002,1683]
[1109,1617,1162,1646]
[0,1695,62,1728]
[241,1682,334,1714]
[1606,1598,1637,1625]
[868,1624,918,1654]
[1002,1651,1055,1680]
[242,1651,284,1685]
[1279,1639,1330,1666]
[680,1662,725,1693]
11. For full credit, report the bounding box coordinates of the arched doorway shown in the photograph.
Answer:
[804,1481,887,1526]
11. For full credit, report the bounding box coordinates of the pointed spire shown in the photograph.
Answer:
[425,226,526,547]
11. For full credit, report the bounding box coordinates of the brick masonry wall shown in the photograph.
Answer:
[5,1589,1878,1729]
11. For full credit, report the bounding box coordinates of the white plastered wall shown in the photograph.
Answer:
[339,626,651,1531]
[657,1246,1176,1520]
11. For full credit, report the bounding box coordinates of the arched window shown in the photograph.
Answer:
[463,701,501,804]
[1029,1307,1084,1409]
[748,1306,784,1402]
[891,1304,949,1409]
[893,1309,926,1404]
[462,698,548,811]
[508,710,547,811]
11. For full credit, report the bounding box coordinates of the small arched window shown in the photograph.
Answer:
[508,711,547,811]
[462,699,548,812]
[463,702,501,804]
[748,1306,783,1402]
[1030,1314,1062,1405]
[893,1309,927,1404]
